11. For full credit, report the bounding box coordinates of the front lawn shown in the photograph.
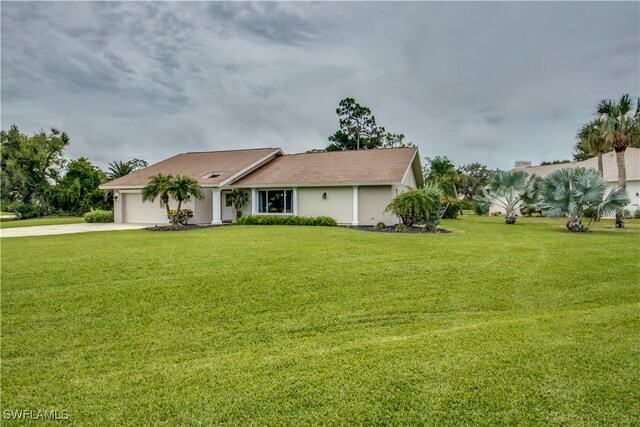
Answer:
[1,216,639,425]
[0,216,84,229]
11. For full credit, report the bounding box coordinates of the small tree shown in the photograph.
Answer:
[107,159,149,180]
[384,188,434,226]
[142,174,174,218]
[540,167,629,232]
[166,175,204,216]
[476,170,540,224]
[596,94,638,228]
[142,174,204,224]
[423,185,446,230]
[55,157,110,215]
[226,189,248,219]
[106,160,134,180]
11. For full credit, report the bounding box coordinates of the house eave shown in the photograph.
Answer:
[227,181,400,189]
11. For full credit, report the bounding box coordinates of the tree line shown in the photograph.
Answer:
[0,125,147,218]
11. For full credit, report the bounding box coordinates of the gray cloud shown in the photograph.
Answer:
[1,1,638,170]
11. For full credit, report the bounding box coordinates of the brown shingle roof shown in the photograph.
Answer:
[100,148,281,189]
[233,147,418,186]
[517,148,640,182]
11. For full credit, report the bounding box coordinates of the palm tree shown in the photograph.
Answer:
[577,119,609,176]
[227,189,248,219]
[540,167,629,232]
[106,160,134,180]
[424,156,462,216]
[142,174,174,218]
[424,156,460,198]
[596,94,638,227]
[165,175,204,213]
[476,170,540,224]
[384,187,435,226]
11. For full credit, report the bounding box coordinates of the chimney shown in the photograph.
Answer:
[514,160,532,169]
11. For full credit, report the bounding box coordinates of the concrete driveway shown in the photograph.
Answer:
[0,223,151,238]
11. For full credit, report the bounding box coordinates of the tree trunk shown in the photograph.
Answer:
[597,151,604,176]
[615,148,626,228]
[162,193,171,218]
[505,210,516,224]
[566,215,587,232]
[592,151,604,222]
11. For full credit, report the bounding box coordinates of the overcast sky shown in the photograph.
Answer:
[2,1,638,170]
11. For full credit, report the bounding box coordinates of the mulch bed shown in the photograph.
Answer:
[346,225,451,234]
[145,224,226,232]
[146,223,450,234]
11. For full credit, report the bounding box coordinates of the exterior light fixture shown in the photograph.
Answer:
[113,192,119,201]
[322,192,327,199]
[187,193,192,201]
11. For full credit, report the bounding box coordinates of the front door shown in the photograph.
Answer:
[222,191,234,223]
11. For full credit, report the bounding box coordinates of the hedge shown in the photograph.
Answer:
[236,215,337,226]
[83,209,114,223]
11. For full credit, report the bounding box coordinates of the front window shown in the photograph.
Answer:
[258,190,293,214]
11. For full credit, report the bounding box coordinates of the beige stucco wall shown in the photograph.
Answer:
[358,186,396,226]
[192,189,213,224]
[117,190,197,224]
[402,164,417,187]
[297,187,353,224]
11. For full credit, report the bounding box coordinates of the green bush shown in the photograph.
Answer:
[583,207,596,218]
[474,202,489,216]
[634,209,640,219]
[520,204,542,217]
[374,221,386,230]
[424,185,445,229]
[442,200,461,219]
[14,203,42,219]
[83,209,114,223]
[385,188,434,226]
[623,209,632,219]
[236,215,337,226]
[459,198,475,210]
[395,224,408,232]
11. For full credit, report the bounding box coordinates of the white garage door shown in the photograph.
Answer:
[123,192,169,224]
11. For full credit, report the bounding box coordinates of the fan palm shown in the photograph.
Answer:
[596,94,638,227]
[106,160,134,180]
[540,167,629,232]
[142,174,174,218]
[476,170,540,224]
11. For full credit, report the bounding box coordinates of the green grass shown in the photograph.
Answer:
[0,216,84,229]
[1,216,639,425]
